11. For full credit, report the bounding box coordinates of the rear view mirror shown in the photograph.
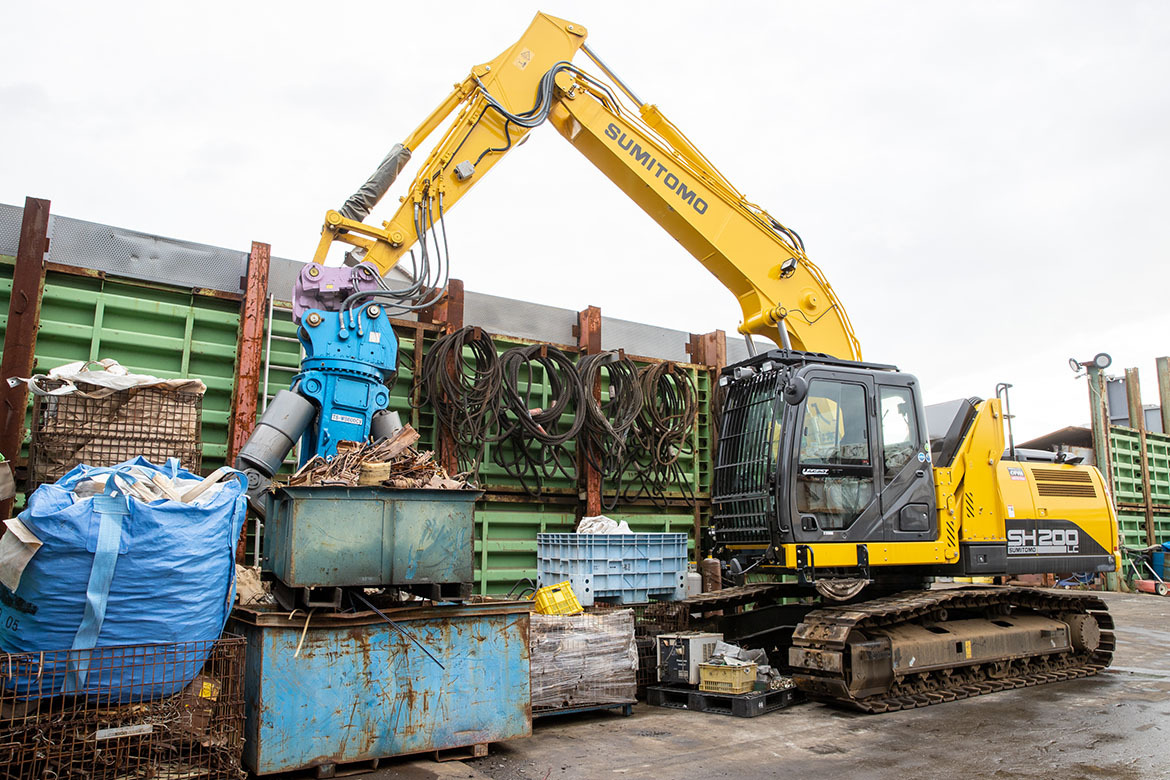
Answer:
[784,376,809,405]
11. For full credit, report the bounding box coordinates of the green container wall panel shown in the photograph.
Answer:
[1116,510,1170,551]
[1109,426,1170,506]
[0,259,239,473]
[2,257,714,587]
[473,500,578,595]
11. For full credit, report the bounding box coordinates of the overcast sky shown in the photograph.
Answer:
[3,1,1168,440]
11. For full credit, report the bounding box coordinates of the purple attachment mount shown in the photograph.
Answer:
[292,263,382,324]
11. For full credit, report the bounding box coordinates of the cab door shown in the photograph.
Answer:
[875,380,937,542]
[787,372,885,544]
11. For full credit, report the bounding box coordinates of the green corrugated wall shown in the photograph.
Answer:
[1109,425,1170,550]
[1,257,715,595]
[0,258,240,470]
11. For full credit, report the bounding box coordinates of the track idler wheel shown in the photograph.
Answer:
[1064,613,1101,652]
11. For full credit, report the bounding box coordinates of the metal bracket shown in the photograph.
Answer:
[796,545,816,586]
[302,586,343,610]
[856,544,871,580]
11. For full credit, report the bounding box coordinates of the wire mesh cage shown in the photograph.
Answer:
[587,599,692,637]
[0,635,245,780]
[30,380,204,485]
[635,636,658,699]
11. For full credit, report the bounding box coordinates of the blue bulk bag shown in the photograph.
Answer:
[0,457,247,701]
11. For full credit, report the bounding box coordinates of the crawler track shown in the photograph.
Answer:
[790,587,1114,713]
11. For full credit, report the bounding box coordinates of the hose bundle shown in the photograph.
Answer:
[492,345,587,496]
[577,352,643,509]
[415,326,501,481]
[417,332,700,503]
[624,362,699,505]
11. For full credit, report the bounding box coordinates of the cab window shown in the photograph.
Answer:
[798,380,870,465]
[879,385,919,480]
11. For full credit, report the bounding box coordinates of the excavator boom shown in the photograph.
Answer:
[312,12,861,360]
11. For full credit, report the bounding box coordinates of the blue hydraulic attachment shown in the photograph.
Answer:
[234,262,400,499]
[294,303,398,465]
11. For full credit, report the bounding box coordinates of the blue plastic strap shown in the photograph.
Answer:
[65,493,128,692]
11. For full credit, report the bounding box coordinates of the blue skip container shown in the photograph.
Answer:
[536,533,688,606]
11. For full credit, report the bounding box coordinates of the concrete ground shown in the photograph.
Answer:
[331,590,1169,780]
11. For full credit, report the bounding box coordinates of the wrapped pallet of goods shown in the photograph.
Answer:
[529,608,638,716]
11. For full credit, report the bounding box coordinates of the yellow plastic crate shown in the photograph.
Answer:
[532,581,584,616]
[698,662,758,695]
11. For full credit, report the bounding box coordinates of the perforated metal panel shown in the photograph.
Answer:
[601,316,689,362]
[725,336,774,365]
[465,291,577,346]
[0,203,24,256]
[41,212,246,293]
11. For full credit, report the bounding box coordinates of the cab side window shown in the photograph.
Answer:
[879,385,919,480]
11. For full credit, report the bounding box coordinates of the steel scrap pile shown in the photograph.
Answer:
[286,425,467,489]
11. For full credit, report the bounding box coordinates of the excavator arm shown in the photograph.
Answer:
[312,11,861,360]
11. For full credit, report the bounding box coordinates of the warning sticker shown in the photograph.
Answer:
[514,48,534,70]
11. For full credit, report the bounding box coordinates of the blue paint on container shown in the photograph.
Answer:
[229,601,532,775]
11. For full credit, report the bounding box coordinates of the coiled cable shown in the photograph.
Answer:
[415,326,501,482]
[624,362,699,506]
[577,351,643,509]
[492,345,586,496]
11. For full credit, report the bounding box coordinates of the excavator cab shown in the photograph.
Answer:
[713,350,936,571]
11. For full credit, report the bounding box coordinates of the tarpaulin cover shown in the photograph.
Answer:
[0,457,246,701]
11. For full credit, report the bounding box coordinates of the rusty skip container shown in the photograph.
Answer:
[229,601,532,775]
[263,486,478,596]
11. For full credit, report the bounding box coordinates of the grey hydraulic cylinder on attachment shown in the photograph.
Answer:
[235,389,317,497]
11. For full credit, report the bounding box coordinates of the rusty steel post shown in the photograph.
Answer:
[226,242,271,466]
[1125,367,1144,430]
[576,306,602,519]
[1125,368,1156,547]
[686,330,726,561]
[228,242,270,563]
[421,280,464,476]
[1157,357,1170,437]
[0,197,51,520]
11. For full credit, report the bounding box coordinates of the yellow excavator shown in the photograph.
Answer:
[309,12,1118,712]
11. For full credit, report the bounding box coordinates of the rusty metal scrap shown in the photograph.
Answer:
[285,425,468,490]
